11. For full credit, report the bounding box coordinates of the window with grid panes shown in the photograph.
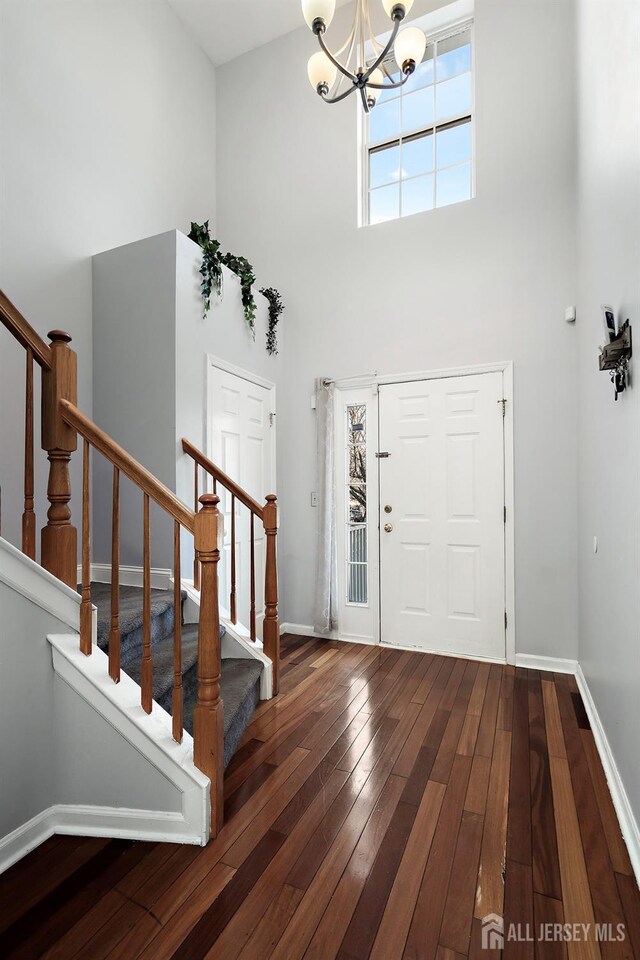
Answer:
[364,24,473,224]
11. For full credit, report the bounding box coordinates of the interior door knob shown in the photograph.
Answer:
[384,523,393,533]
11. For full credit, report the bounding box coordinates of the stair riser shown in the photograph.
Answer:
[119,603,180,669]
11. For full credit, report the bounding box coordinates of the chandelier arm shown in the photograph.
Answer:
[317,31,358,83]
[359,86,371,114]
[320,83,359,105]
[361,18,401,83]
[333,16,358,58]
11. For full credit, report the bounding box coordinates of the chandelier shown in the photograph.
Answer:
[302,0,427,113]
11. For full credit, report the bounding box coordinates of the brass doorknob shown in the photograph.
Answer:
[384,523,393,533]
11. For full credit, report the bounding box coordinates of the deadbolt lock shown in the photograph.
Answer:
[384,523,393,533]
[384,504,392,514]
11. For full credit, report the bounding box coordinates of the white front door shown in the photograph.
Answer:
[379,373,505,659]
[207,360,275,638]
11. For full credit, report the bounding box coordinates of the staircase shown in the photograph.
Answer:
[0,288,279,848]
[89,582,264,768]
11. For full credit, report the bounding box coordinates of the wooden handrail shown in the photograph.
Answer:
[61,401,195,533]
[182,438,264,519]
[0,290,52,369]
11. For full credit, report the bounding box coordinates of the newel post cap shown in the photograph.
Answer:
[48,329,73,344]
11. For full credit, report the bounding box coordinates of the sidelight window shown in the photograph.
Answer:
[345,403,368,604]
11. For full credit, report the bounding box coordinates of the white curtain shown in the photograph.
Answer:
[313,378,338,635]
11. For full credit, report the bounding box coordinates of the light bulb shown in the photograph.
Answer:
[366,68,385,105]
[307,51,337,93]
[381,0,414,20]
[301,0,336,31]
[394,26,426,72]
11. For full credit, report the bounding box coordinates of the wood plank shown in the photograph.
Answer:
[542,680,567,760]
[533,893,568,960]
[549,753,601,960]
[370,780,445,960]
[439,809,484,955]
[529,675,563,900]
[503,858,534,960]
[474,727,511,920]
[403,753,473,959]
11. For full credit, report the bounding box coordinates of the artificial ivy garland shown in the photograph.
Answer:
[189,221,282,353]
[260,287,284,356]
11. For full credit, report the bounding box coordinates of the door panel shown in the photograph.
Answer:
[208,364,274,636]
[379,372,505,659]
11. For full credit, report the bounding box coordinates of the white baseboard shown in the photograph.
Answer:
[0,802,204,875]
[515,653,579,674]
[76,563,172,590]
[575,665,640,885]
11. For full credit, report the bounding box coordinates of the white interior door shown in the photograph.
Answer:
[379,373,505,659]
[207,360,275,638]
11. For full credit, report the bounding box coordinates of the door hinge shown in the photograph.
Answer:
[504,505,507,524]
[375,451,390,459]
[498,399,507,418]
[504,610,508,629]
[269,413,276,427]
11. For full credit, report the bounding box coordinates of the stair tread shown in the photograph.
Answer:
[123,633,261,735]
[87,582,186,651]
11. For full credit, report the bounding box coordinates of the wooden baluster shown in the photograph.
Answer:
[172,519,183,742]
[193,493,224,837]
[250,512,256,643]
[109,466,120,682]
[230,494,237,624]
[22,346,36,560]
[80,439,92,655]
[141,493,152,713]
[262,494,280,695]
[193,461,200,591]
[41,330,77,588]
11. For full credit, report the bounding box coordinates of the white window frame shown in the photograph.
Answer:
[359,17,476,226]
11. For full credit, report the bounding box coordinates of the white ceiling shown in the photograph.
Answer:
[166,0,349,67]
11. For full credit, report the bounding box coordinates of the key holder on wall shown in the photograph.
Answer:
[599,319,632,401]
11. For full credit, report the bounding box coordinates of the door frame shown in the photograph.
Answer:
[205,354,277,496]
[334,361,515,665]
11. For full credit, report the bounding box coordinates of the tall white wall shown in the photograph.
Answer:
[0,0,216,557]
[216,0,579,658]
[576,0,640,828]
[92,230,284,570]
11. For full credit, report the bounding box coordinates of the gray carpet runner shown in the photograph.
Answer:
[85,581,262,769]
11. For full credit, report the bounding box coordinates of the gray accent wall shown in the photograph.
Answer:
[576,0,640,832]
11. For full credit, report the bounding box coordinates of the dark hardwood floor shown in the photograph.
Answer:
[1,634,639,959]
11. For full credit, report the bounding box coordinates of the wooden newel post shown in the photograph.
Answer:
[41,331,77,588]
[262,494,280,696]
[193,493,224,837]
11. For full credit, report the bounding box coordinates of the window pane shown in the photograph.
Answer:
[404,46,434,93]
[435,73,472,122]
[402,134,434,177]
[402,86,434,134]
[370,182,400,223]
[436,31,471,81]
[347,403,366,443]
[370,144,401,188]
[347,562,367,604]
[349,445,366,483]
[436,120,471,169]
[348,525,367,562]
[402,174,434,217]
[349,487,366,522]
[369,98,400,143]
[377,67,402,104]
[436,162,471,207]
